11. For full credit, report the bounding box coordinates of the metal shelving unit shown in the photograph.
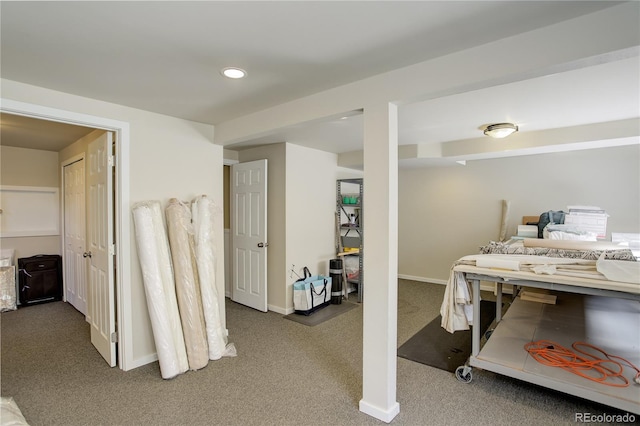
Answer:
[336,178,363,303]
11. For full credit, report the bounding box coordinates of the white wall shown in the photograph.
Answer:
[59,129,104,162]
[398,144,640,282]
[1,145,59,187]
[285,144,339,311]
[0,146,61,258]
[1,79,223,369]
[126,113,223,366]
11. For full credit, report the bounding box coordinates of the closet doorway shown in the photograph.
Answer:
[60,130,117,367]
[1,101,132,370]
[63,155,87,316]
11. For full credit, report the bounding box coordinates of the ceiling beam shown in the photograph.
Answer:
[214,3,640,147]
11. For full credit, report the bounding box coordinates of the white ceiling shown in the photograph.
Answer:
[0,114,96,152]
[1,1,638,159]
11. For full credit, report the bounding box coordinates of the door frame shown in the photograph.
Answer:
[223,160,238,299]
[1,98,133,371]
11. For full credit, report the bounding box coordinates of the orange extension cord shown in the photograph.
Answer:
[524,340,640,387]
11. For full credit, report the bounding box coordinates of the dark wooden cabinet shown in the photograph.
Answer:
[18,255,62,306]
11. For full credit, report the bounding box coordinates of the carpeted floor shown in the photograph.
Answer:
[0,279,620,425]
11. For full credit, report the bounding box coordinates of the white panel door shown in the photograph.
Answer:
[87,132,116,367]
[64,159,87,316]
[231,159,268,312]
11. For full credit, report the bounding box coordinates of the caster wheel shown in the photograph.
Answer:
[455,366,473,383]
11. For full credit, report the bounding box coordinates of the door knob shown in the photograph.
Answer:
[257,242,269,248]
[83,251,92,258]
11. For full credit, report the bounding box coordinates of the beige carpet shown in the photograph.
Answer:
[1,280,612,425]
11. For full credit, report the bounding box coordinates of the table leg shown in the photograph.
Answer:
[496,282,502,323]
[472,278,481,357]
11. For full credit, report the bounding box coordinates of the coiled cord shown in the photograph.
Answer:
[524,340,640,387]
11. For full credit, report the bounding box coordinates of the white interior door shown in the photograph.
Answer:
[231,159,268,312]
[87,132,116,367]
[63,158,87,316]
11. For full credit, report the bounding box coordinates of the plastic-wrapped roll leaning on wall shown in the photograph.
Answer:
[166,198,210,371]
[132,201,189,379]
[191,195,236,360]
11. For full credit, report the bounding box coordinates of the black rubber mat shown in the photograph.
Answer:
[283,301,359,326]
[397,300,497,372]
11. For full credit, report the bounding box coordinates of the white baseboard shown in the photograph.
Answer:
[397,274,447,286]
[227,296,291,315]
[267,304,290,315]
[359,400,400,423]
[230,274,449,315]
[128,352,159,371]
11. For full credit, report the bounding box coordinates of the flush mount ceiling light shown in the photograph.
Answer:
[484,123,518,139]
[221,67,247,79]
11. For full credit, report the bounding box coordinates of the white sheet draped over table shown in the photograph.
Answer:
[440,267,473,334]
[132,201,189,379]
[166,198,209,371]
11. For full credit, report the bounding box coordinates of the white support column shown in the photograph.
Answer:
[359,102,399,423]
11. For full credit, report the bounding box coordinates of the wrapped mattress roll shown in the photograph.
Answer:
[523,238,625,251]
[132,201,188,379]
[166,198,209,371]
[192,195,236,360]
[517,225,538,238]
[476,257,521,271]
[499,200,510,242]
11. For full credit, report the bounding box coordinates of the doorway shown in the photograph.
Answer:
[230,159,268,312]
[60,131,117,367]
[63,155,87,316]
[0,99,132,370]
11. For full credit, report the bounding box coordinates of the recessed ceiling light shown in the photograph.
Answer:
[221,67,247,79]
